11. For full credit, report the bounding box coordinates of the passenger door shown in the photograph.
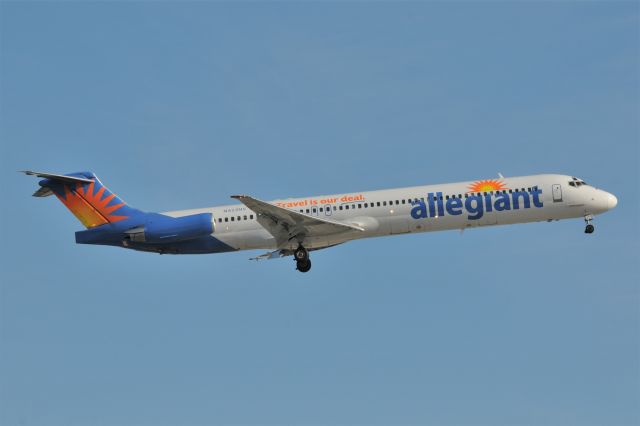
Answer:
[552,184,563,202]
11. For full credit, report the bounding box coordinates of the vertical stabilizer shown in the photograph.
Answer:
[23,170,142,228]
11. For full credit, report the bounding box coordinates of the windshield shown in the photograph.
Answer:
[569,177,588,187]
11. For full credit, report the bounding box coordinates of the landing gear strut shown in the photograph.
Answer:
[294,245,311,273]
[294,246,308,261]
[584,214,595,234]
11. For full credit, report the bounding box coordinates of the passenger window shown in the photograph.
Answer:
[218,218,222,223]
[401,199,405,204]
[244,215,247,220]
[225,217,228,222]
[377,202,381,207]
[445,195,449,200]
[383,201,387,206]
[306,209,310,213]
[346,205,350,210]
[313,208,317,213]
[237,216,241,221]
[319,207,323,212]
[231,217,234,221]
[364,203,368,208]
[339,206,343,210]
[333,206,337,211]
[250,215,254,219]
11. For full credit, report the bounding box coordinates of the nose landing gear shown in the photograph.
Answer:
[294,245,311,273]
[584,214,595,234]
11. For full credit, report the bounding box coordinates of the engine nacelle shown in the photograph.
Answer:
[125,213,213,244]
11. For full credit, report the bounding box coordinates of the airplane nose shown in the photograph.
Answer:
[607,193,618,210]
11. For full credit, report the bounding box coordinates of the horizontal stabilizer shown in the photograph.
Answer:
[20,170,94,184]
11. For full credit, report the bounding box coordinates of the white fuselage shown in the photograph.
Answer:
[164,174,617,252]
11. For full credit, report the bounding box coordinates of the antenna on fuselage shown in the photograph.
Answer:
[498,172,505,179]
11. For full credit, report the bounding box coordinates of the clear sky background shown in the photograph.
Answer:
[1,2,638,425]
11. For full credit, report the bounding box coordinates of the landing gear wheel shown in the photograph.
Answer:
[584,214,595,234]
[296,258,311,273]
[294,246,309,261]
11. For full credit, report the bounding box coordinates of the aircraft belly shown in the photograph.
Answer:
[389,216,410,234]
[216,229,277,251]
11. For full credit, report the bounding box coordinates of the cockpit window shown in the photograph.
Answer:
[569,177,588,187]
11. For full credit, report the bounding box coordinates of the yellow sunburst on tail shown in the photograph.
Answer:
[467,179,509,193]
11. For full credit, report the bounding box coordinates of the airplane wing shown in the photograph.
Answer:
[250,243,345,261]
[231,195,364,247]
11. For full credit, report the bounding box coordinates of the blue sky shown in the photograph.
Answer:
[1,2,638,425]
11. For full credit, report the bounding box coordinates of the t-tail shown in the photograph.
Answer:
[21,170,143,228]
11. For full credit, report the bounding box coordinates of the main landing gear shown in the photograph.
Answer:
[584,214,595,234]
[294,246,311,273]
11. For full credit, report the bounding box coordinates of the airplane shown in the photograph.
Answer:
[22,170,618,273]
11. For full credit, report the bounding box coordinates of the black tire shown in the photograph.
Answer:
[294,246,308,261]
[296,259,311,273]
[585,224,595,234]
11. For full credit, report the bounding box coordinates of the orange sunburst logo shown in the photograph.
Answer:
[54,181,128,228]
[467,179,509,193]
